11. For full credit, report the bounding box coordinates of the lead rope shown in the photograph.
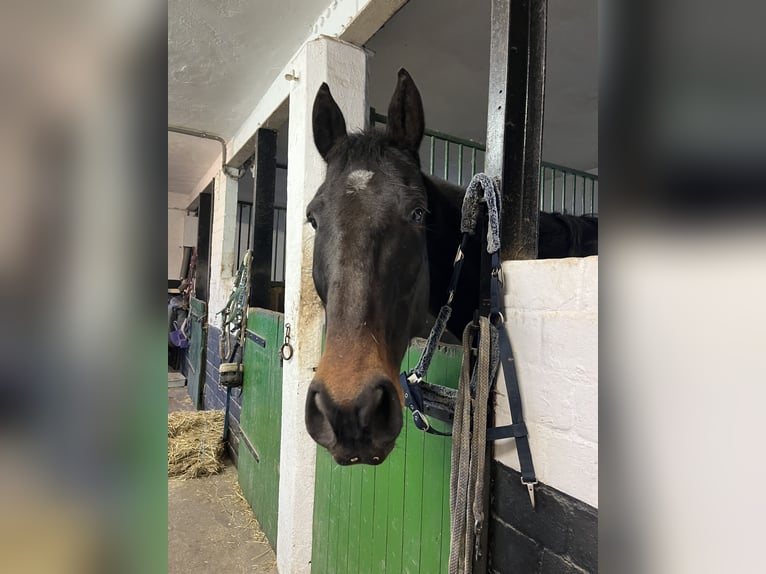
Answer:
[449,173,536,574]
[449,321,476,574]
[450,315,496,574]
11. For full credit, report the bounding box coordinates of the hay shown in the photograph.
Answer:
[168,410,225,479]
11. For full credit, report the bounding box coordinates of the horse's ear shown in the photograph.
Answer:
[386,68,424,155]
[313,83,347,161]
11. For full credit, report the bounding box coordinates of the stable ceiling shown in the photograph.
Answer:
[168,0,597,199]
[168,0,330,197]
[365,0,598,170]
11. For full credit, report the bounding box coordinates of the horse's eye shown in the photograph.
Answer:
[307,214,317,229]
[411,207,425,224]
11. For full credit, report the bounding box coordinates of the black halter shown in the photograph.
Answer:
[398,173,538,494]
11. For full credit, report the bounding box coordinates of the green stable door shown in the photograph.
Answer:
[186,297,207,410]
[312,341,462,574]
[238,309,285,550]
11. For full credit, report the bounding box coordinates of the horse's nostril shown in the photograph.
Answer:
[305,381,338,450]
[355,378,403,448]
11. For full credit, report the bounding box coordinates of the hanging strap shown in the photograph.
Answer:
[402,173,538,506]
[485,248,538,505]
[490,326,538,494]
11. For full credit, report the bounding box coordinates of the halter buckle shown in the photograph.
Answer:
[412,409,431,432]
[521,478,538,509]
[491,266,504,286]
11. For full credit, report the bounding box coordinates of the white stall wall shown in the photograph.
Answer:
[494,256,598,508]
[167,209,186,280]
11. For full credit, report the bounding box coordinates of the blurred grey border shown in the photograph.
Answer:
[1,0,765,571]
[0,2,168,572]
[602,0,766,572]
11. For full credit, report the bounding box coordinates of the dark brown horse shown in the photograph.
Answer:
[305,69,597,465]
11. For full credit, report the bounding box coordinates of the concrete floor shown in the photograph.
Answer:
[168,383,278,574]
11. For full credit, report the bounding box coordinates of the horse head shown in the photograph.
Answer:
[305,69,428,465]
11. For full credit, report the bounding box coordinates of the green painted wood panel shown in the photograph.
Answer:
[238,309,284,550]
[186,297,206,409]
[311,340,462,574]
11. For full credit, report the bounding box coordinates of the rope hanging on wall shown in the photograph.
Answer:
[445,174,537,574]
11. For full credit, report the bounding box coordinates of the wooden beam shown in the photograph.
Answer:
[249,128,278,309]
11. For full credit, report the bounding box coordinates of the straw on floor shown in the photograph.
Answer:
[168,410,225,479]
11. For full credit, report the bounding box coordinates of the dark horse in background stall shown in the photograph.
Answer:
[304,69,598,466]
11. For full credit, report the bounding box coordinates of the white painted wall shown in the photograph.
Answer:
[494,256,598,508]
[168,192,193,280]
[207,172,239,325]
[167,208,185,280]
[278,36,368,574]
[183,213,198,247]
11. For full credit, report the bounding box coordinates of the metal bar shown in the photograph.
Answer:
[236,203,242,263]
[271,212,277,280]
[581,176,586,215]
[562,171,567,213]
[168,125,232,176]
[552,170,557,212]
[373,109,597,193]
[247,204,253,251]
[279,208,287,282]
[551,172,556,213]
[537,159,598,180]
[458,144,464,185]
[272,208,287,283]
[591,179,596,213]
[574,176,579,215]
[485,0,546,260]
[244,203,252,260]
[444,140,450,180]
[245,329,267,348]
[429,135,435,175]
[249,128,277,309]
[371,111,387,125]
[372,111,486,150]
[476,0,547,570]
[195,190,213,302]
[471,147,477,178]
[237,428,260,463]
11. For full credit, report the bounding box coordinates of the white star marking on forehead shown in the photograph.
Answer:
[346,169,375,194]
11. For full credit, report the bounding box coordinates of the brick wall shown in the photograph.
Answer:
[494,256,598,507]
[489,256,598,573]
[203,325,243,463]
[489,462,597,573]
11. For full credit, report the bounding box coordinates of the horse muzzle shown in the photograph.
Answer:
[305,376,403,465]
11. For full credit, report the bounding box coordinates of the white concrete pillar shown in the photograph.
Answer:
[207,170,239,322]
[278,37,367,574]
